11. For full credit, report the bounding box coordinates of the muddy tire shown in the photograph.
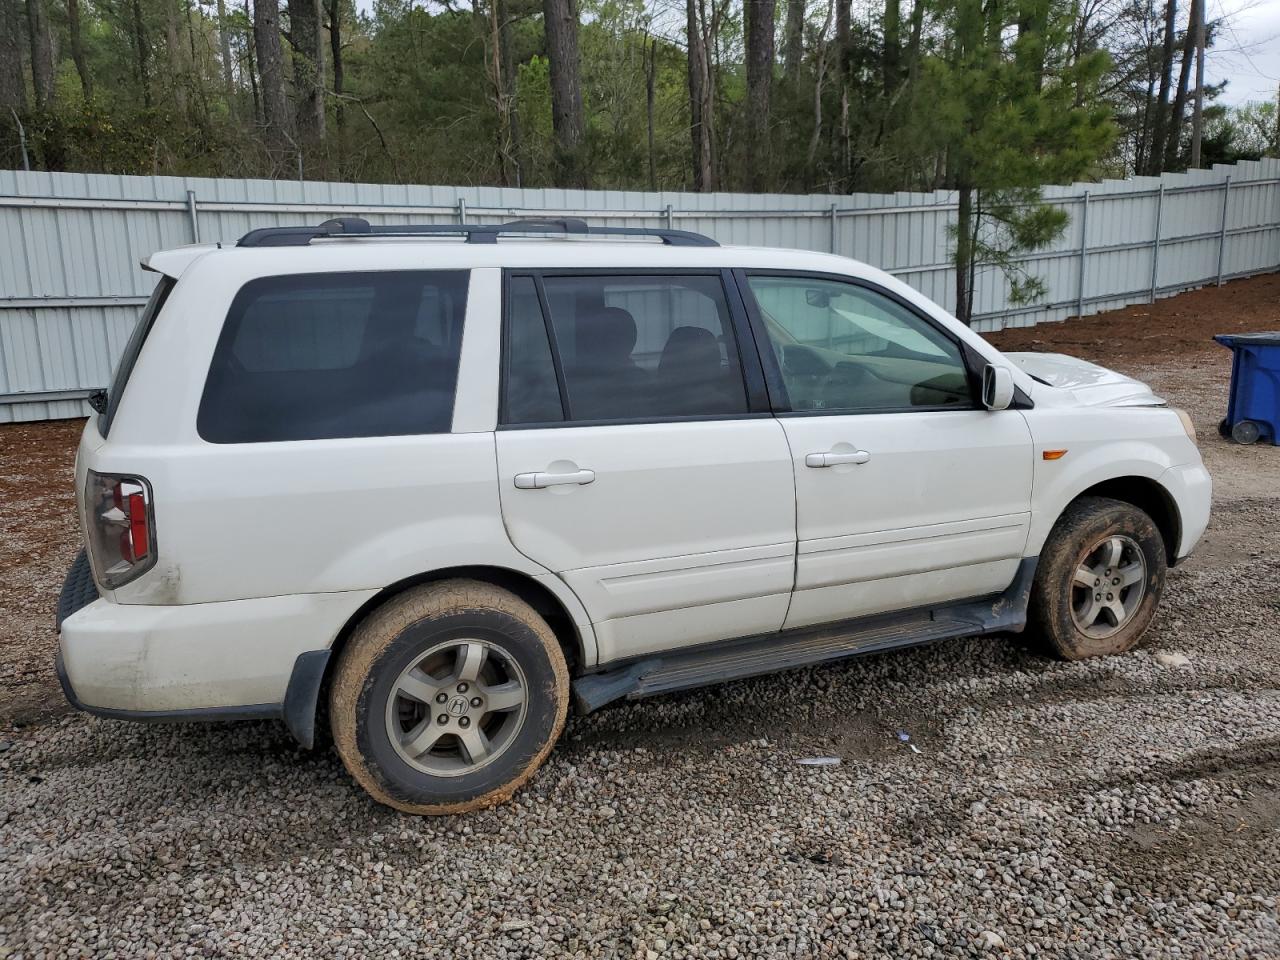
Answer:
[1029,496,1167,660]
[329,580,570,815]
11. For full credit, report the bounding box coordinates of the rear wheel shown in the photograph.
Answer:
[329,580,570,815]
[1029,496,1167,660]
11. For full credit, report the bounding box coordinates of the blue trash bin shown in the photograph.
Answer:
[1214,332,1280,445]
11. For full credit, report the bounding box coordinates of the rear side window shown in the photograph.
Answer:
[99,276,175,437]
[198,271,468,443]
[502,273,750,424]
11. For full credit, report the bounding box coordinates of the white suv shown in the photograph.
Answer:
[55,218,1211,814]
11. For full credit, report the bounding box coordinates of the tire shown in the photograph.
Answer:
[329,580,570,815]
[1028,496,1167,660]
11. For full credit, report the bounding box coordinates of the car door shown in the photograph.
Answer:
[494,270,797,665]
[738,271,1034,631]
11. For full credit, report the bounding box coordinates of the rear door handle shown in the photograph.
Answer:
[514,469,596,489]
[805,450,871,468]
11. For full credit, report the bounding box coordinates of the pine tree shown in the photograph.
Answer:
[919,0,1115,324]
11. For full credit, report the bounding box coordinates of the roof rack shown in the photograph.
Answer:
[236,216,719,248]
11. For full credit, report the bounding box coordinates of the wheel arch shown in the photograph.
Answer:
[285,566,588,751]
[1056,475,1182,565]
[326,566,589,676]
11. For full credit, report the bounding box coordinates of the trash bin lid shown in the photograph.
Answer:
[1214,332,1280,347]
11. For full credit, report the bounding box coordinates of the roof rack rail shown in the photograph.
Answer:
[236,216,718,248]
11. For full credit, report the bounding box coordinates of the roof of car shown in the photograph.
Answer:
[145,237,877,280]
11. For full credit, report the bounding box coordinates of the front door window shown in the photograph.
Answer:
[746,275,971,413]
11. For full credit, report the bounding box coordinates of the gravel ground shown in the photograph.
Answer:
[2,277,1279,958]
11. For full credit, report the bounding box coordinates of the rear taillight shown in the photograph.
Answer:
[85,470,156,588]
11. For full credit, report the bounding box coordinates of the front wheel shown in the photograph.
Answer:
[1029,496,1167,660]
[329,580,570,815]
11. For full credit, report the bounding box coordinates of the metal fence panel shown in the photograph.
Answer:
[1,158,1278,422]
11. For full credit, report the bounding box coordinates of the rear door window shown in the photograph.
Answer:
[198,270,468,443]
[501,273,750,424]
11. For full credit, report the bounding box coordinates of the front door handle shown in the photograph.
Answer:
[805,450,871,468]
[514,469,596,489]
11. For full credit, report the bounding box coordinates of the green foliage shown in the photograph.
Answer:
[970,188,1069,306]
[915,0,1115,321]
[1203,99,1280,164]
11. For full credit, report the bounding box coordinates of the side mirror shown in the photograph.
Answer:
[982,364,1015,411]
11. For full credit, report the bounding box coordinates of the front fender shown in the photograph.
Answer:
[1023,407,1197,557]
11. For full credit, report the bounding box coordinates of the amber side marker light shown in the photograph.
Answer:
[1042,449,1069,461]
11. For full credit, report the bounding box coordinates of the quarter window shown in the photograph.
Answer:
[199,270,468,443]
[747,275,971,413]
[501,274,750,424]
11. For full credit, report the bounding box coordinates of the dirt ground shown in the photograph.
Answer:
[989,272,1280,366]
[0,418,83,725]
[1,274,1279,958]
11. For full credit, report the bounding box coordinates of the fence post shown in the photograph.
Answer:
[829,204,838,255]
[457,198,467,224]
[1149,183,1164,303]
[664,203,673,230]
[1076,191,1089,318]
[1216,177,1231,286]
[185,189,200,243]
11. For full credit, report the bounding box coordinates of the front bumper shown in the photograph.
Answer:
[1160,460,1212,560]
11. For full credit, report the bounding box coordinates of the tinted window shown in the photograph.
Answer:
[199,271,468,443]
[505,274,748,423]
[100,276,175,437]
[747,275,971,412]
[503,276,564,424]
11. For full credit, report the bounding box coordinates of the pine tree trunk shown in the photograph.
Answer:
[0,0,28,116]
[165,0,190,115]
[955,183,973,326]
[25,0,54,108]
[253,0,293,160]
[1164,0,1197,170]
[245,0,260,122]
[686,0,714,191]
[1148,0,1177,173]
[744,0,774,191]
[288,0,326,163]
[883,0,900,92]
[216,0,237,115]
[66,0,93,102]
[488,0,515,185]
[783,0,804,82]
[1136,69,1154,173]
[131,0,152,107]
[498,0,522,186]
[835,0,851,184]
[328,0,344,175]
[905,0,924,81]
[543,0,586,187]
[646,35,657,191]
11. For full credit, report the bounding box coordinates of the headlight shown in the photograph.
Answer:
[1173,408,1197,444]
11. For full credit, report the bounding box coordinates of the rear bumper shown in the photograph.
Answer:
[56,589,376,746]
[1160,461,1212,560]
